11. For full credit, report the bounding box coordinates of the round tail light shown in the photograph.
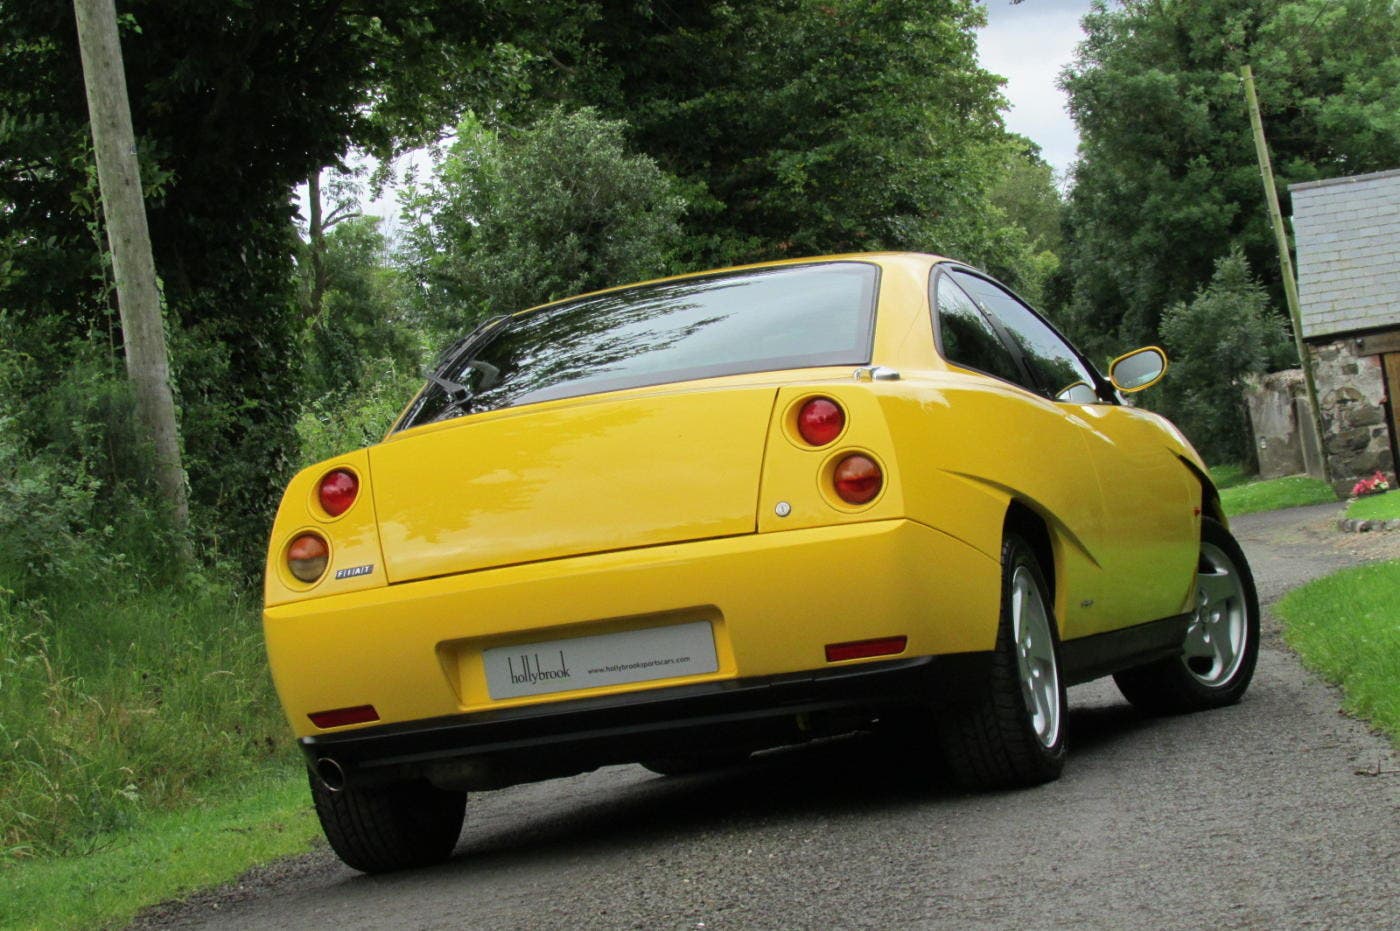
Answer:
[797,397,845,446]
[318,469,359,517]
[833,454,882,505]
[288,533,329,582]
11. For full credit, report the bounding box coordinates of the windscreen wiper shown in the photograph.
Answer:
[423,316,511,422]
[431,314,510,376]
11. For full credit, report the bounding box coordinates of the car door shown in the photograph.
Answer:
[948,270,1198,637]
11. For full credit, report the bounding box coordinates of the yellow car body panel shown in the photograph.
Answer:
[265,519,999,739]
[263,252,1208,757]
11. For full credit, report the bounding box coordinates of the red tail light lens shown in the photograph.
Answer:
[318,469,358,517]
[797,397,845,446]
[309,705,380,729]
[825,636,907,662]
[834,454,882,504]
[287,533,329,582]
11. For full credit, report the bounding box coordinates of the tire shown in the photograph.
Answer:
[640,751,751,776]
[938,532,1067,789]
[1114,517,1259,714]
[309,771,466,874]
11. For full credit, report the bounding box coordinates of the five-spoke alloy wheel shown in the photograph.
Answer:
[1115,517,1260,714]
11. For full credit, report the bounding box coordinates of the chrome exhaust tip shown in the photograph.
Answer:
[315,757,347,792]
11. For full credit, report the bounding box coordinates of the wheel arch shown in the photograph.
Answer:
[1177,455,1226,528]
[1003,500,1055,608]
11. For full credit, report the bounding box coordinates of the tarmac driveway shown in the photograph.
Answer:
[137,502,1399,930]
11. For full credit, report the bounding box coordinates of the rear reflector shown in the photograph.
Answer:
[825,636,908,663]
[309,705,380,729]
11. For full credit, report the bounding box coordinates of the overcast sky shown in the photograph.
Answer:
[976,0,1096,178]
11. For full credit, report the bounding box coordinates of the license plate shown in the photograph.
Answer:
[483,620,719,700]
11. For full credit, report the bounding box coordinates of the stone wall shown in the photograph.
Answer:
[1307,336,1396,495]
[1244,370,1306,478]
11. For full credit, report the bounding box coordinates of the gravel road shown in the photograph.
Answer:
[136,503,1399,930]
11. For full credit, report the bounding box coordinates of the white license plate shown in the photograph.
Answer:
[483,620,718,700]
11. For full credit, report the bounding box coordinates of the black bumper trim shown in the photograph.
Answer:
[300,653,992,787]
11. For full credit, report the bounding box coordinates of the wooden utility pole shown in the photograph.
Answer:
[1241,64,1329,481]
[73,0,191,547]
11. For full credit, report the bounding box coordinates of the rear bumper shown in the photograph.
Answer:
[265,518,1001,755]
[300,652,992,790]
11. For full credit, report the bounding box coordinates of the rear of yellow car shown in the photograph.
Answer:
[262,253,1240,874]
[262,256,1020,871]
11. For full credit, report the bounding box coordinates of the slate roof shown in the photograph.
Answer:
[1289,168,1400,339]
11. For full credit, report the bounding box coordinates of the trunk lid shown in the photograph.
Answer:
[369,386,777,583]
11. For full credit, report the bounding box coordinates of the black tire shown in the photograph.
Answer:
[938,533,1067,789]
[640,751,751,776]
[1114,517,1259,714]
[309,771,466,874]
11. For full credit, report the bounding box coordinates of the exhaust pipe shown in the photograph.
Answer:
[315,757,347,792]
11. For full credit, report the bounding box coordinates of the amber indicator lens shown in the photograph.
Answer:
[797,397,845,446]
[833,454,882,504]
[287,533,329,582]
[825,636,907,662]
[318,469,359,517]
[308,705,380,729]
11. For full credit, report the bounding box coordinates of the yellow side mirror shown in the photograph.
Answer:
[1108,346,1168,393]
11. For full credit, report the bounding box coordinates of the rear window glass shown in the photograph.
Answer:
[396,262,879,430]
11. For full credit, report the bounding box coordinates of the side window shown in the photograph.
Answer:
[951,272,1101,404]
[932,275,1025,387]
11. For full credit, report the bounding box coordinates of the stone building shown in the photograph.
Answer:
[1289,168,1400,495]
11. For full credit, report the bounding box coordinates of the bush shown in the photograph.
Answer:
[1151,250,1292,465]
[401,106,687,338]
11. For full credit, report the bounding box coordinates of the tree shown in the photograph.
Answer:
[1060,0,1400,362]
[72,0,190,559]
[985,138,1066,307]
[299,216,420,401]
[1153,250,1292,465]
[401,107,686,334]
[0,1,602,569]
[572,0,1018,275]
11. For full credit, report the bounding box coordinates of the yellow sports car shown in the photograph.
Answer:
[264,253,1259,872]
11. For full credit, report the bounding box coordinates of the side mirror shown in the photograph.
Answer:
[1109,346,1168,393]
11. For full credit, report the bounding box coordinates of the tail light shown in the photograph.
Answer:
[318,469,359,517]
[833,454,882,504]
[797,397,845,446]
[288,533,329,582]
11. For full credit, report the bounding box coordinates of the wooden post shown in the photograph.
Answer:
[73,0,191,548]
[1241,64,1328,482]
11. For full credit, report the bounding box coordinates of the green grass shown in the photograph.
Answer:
[1207,464,1252,491]
[0,577,294,859]
[0,768,319,930]
[1276,561,1400,745]
[1345,491,1400,521]
[1212,469,1337,516]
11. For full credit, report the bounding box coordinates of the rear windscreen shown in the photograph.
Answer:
[395,261,880,430]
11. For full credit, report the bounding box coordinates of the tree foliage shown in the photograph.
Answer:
[572,0,1022,275]
[1060,0,1400,362]
[0,1,597,570]
[1153,250,1292,465]
[401,107,686,334]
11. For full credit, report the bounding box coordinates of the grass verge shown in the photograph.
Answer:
[1345,491,1400,521]
[1214,472,1337,516]
[1276,560,1400,745]
[0,768,318,930]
